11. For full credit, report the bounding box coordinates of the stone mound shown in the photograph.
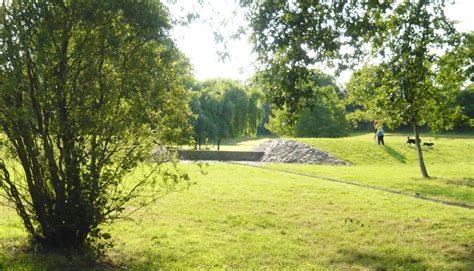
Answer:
[253,139,349,165]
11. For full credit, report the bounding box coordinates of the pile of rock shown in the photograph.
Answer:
[253,138,349,165]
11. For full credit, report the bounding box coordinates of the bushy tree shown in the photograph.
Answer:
[0,0,192,248]
[294,93,348,137]
[241,1,391,119]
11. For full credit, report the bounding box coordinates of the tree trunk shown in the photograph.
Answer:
[412,121,429,178]
[217,137,221,151]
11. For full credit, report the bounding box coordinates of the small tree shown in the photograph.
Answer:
[0,0,192,248]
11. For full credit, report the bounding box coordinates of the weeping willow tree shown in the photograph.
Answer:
[190,79,263,150]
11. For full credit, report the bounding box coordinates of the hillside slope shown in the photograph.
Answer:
[295,133,474,166]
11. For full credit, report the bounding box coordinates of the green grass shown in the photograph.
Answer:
[264,163,474,204]
[1,164,473,270]
[258,133,474,205]
[294,133,474,166]
[0,133,473,270]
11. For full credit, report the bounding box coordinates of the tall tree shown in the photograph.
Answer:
[0,0,192,248]
[243,1,463,178]
[242,1,389,118]
[347,2,465,178]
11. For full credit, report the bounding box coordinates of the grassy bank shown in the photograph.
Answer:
[295,133,474,167]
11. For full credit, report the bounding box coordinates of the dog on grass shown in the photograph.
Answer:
[423,141,434,149]
[405,137,417,146]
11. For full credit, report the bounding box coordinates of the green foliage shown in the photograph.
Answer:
[265,109,294,137]
[266,70,349,137]
[351,1,463,177]
[362,1,463,109]
[243,1,470,178]
[464,32,474,82]
[242,1,392,117]
[190,79,263,147]
[0,0,192,248]
[294,93,348,137]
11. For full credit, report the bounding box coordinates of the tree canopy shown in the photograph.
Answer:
[242,1,393,117]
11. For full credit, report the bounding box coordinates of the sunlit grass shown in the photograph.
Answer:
[259,133,474,204]
[264,163,474,204]
[294,133,474,166]
[0,133,473,270]
[1,163,473,270]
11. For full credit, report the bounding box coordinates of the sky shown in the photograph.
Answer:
[170,0,474,85]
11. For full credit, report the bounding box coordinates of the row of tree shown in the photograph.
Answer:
[189,66,473,142]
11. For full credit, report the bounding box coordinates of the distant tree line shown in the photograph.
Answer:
[189,68,473,145]
[188,31,473,142]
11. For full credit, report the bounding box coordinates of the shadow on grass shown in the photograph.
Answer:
[4,242,474,270]
[383,145,407,163]
[333,249,428,270]
[0,244,115,271]
[392,132,474,140]
[445,177,474,188]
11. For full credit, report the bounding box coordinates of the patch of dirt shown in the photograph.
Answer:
[252,138,350,165]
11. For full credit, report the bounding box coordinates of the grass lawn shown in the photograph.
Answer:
[0,133,473,270]
[268,133,474,205]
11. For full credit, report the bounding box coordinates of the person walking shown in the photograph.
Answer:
[376,127,385,146]
[372,120,378,142]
